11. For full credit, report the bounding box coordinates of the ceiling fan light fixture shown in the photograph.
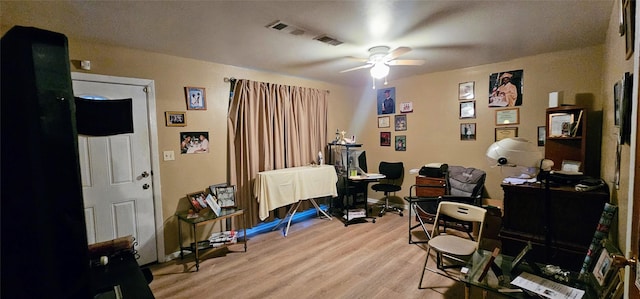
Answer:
[370,62,389,79]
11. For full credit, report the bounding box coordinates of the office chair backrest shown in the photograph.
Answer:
[432,202,486,245]
[378,161,403,180]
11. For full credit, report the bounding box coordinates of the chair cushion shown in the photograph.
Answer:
[428,235,477,256]
[448,166,486,197]
[371,183,401,192]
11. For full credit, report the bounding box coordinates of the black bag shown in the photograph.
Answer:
[419,163,448,178]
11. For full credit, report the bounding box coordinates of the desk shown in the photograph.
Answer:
[500,183,609,270]
[460,250,595,299]
[255,165,337,221]
[176,208,247,271]
[90,252,154,299]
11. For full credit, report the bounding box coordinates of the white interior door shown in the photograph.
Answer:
[73,78,158,265]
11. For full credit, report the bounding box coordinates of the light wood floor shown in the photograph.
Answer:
[149,210,504,299]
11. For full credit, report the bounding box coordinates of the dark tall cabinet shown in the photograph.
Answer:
[1,26,91,298]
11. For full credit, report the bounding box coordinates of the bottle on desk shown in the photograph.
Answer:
[348,158,357,177]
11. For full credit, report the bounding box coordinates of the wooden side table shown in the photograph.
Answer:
[176,208,247,271]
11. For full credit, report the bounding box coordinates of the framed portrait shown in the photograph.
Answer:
[395,135,406,151]
[215,185,236,208]
[488,69,523,107]
[185,86,207,110]
[537,126,546,146]
[623,0,635,60]
[399,102,413,113]
[394,114,407,131]
[378,116,390,128]
[614,80,622,127]
[380,132,391,146]
[186,191,208,212]
[180,131,209,154]
[459,81,475,100]
[165,111,186,127]
[377,87,396,115]
[620,72,633,144]
[460,123,476,141]
[495,108,520,125]
[495,127,518,141]
[459,101,476,119]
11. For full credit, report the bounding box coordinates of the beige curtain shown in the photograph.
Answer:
[228,79,328,227]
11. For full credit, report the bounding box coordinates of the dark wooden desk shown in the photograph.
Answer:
[500,183,609,271]
[91,252,154,299]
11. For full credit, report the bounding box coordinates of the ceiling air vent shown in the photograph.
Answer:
[313,35,343,46]
[267,20,289,31]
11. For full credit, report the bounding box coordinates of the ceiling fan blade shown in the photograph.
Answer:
[388,59,425,66]
[339,64,373,73]
[385,47,411,60]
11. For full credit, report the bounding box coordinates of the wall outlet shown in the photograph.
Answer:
[163,150,175,161]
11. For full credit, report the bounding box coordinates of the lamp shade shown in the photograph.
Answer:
[370,62,389,79]
[485,137,542,178]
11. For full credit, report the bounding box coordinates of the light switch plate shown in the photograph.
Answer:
[163,150,175,161]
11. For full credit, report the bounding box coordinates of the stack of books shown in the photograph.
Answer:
[209,230,237,247]
[343,208,366,219]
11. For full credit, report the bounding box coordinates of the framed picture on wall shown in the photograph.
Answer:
[537,126,546,146]
[185,86,207,110]
[378,116,390,128]
[380,132,391,146]
[459,81,475,100]
[495,127,518,141]
[460,123,476,141]
[495,108,520,125]
[395,135,406,151]
[165,111,187,127]
[394,114,407,131]
[459,101,476,119]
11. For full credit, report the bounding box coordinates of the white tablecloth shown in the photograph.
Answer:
[255,165,338,220]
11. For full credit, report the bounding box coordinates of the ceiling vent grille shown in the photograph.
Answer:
[266,20,305,36]
[313,35,343,46]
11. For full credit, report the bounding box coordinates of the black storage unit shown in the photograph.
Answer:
[1,26,91,299]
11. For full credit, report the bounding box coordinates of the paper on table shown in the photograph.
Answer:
[511,272,584,299]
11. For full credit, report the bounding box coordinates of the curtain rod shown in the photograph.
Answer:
[223,77,236,82]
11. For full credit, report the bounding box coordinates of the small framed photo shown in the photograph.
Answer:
[460,123,476,141]
[378,116,390,128]
[399,102,413,113]
[495,108,520,125]
[614,80,622,127]
[185,86,207,110]
[592,248,613,286]
[209,183,228,196]
[495,127,518,141]
[395,114,407,131]
[459,81,475,100]
[165,111,187,127]
[205,194,222,217]
[459,101,476,119]
[538,126,546,146]
[187,191,208,212]
[395,135,406,151]
[380,132,391,146]
[215,185,236,208]
[181,131,209,154]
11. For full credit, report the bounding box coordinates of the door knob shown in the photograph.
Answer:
[612,254,637,269]
[141,171,150,178]
[143,184,150,190]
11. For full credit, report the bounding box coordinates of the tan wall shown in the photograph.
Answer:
[63,40,358,256]
[600,0,635,251]
[351,46,605,210]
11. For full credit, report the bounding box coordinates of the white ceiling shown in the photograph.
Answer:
[1,1,614,87]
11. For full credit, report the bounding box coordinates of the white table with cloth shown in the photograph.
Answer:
[255,165,337,236]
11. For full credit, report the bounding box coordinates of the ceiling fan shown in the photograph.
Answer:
[339,46,425,79]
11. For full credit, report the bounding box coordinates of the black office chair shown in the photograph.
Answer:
[372,161,404,217]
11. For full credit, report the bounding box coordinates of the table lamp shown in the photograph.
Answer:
[485,137,542,179]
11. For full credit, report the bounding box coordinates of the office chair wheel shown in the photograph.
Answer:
[399,211,404,217]
[372,219,376,223]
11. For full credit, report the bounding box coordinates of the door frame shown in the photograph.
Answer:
[71,72,165,263]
